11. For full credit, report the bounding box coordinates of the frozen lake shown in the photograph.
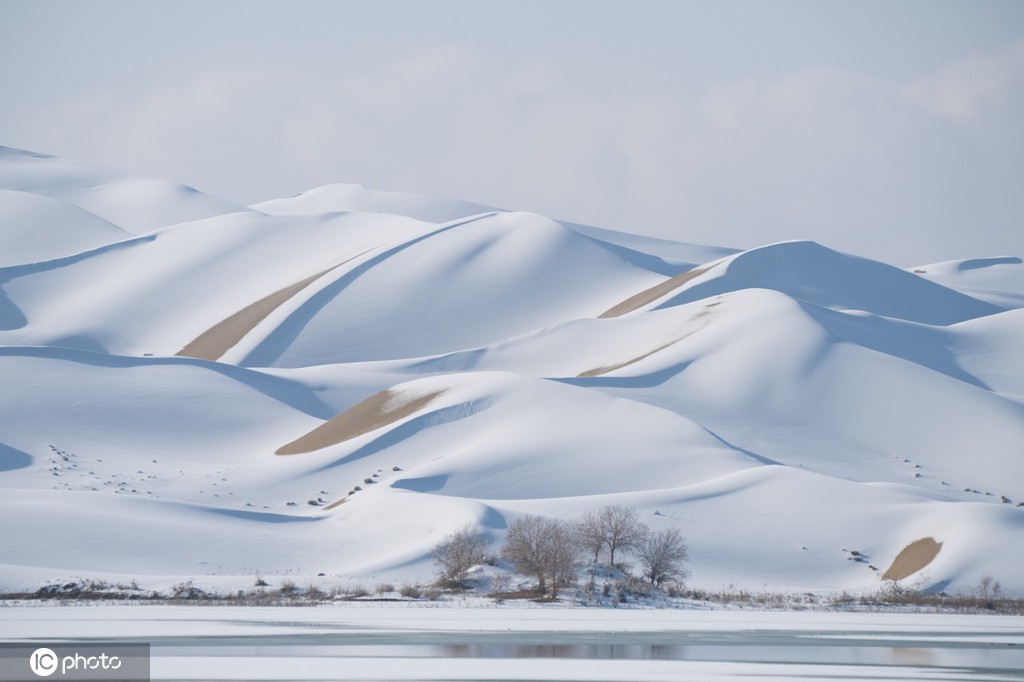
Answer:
[3,604,1023,681]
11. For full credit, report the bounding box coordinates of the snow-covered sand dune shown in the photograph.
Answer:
[1,145,1022,595]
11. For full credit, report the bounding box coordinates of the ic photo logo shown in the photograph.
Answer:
[0,642,148,681]
[25,646,128,679]
[28,649,57,677]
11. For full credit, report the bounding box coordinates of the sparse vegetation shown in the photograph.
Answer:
[575,506,649,566]
[501,514,580,597]
[4,572,1022,613]
[399,584,422,598]
[636,528,689,586]
[432,524,490,586]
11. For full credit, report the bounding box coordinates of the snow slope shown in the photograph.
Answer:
[253,182,498,224]
[0,188,132,267]
[1,147,1022,596]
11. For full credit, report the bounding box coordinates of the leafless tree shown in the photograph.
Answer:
[574,506,649,566]
[574,509,605,563]
[502,514,580,597]
[636,528,688,586]
[432,524,489,586]
[602,506,648,566]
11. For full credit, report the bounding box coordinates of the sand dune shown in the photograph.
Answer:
[599,266,710,318]
[883,537,942,581]
[276,388,447,455]
[4,145,1023,595]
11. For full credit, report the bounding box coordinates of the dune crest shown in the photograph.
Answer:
[276,388,447,455]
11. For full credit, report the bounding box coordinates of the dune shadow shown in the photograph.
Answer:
[0,442,32,471]
[958,256,1022,271]
[0,345,335,419]
[555,360,693,390]
[390,474,448,493]
[204,507,323,524]
[0,287,27,331]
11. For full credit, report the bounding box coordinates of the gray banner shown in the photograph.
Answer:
[0,643,149,682]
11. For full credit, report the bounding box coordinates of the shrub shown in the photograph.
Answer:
[490,573,511,596]
[170,580,206,600]
[636,528,689,586]
[346,584,369,598]
[399,584,422,599]
[432,524,490,586]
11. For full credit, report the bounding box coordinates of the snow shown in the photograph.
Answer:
[252,182,498,223]
[233,211,664,366]
[0,145,247,234]
[0,188,132,267]
[2,146,1023,599]
[647,240,1004,325]
[911,256,1024,309]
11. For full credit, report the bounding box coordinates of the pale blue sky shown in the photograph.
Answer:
[2,0,1023,264]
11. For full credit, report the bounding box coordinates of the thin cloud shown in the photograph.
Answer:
[15,39,1024,265]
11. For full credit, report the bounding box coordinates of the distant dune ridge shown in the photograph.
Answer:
[1,145,1023,596]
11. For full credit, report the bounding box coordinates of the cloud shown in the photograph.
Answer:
[907,39,1024,120]
[17,39,1024,265]
[615,44,1024,263]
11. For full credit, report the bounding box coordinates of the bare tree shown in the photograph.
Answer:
[575,506,649,566]
[502,514,580,597]
[636,528,688,586]
[546,521,581,596]
[574,509,605,563]
[601,506,648,567]
[432,524,489,586]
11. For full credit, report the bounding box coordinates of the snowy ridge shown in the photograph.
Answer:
[1,145,1022,595]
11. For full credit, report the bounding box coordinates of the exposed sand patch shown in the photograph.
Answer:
[599,266,709,319]
[578,339,681,378]
[883,537,942,581]
[276,389,446,455]
[580,301,719,377]
[177,269,334,361]
[178,250,371,361]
